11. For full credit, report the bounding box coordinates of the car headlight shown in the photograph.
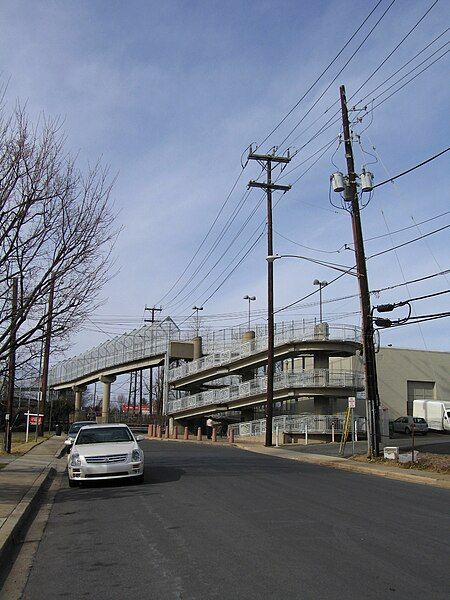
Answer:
[70,452,81,467]
[131,449,141,462]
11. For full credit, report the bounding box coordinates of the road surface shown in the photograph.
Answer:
[20,440,450,599]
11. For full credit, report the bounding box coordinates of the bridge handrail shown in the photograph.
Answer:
[227,414,367,436]
[49,319,187,386]
[167,368,364,414]
[169,323,361,382]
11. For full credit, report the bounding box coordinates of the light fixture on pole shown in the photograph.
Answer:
[243,295,256,330]
[192,306,203,337]
[313,279,328,323]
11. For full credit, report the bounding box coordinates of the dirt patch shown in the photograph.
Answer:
[351,452,450,474]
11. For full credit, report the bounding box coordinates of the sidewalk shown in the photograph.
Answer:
[0,436,65,571]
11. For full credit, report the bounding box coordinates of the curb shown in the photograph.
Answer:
[144,436,235,447]
[0,466,55,573]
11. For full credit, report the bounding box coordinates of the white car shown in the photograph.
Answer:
[67,424,144,487]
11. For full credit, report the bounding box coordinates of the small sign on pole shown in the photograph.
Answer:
[348,396,356,409]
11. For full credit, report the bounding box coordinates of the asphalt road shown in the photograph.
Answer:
[283,432,450,457]
[22,440,449,600]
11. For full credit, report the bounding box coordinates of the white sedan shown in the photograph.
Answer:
[67,424,144,487]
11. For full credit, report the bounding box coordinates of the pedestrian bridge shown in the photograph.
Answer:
[49,318,362,421]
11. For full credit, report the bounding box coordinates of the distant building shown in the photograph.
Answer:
[331,347,450,419]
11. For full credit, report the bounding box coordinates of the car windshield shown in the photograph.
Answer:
[68,422,94,435]
[76,427,133,445]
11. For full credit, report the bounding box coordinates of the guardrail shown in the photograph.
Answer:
[228,414,367,437]
[167,369,364,414]
[169,323,361,382]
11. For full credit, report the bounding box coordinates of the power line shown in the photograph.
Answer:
[258,0,385,148]
[372,146,450,188]
[368,224,450,259]
[278,0,397,150]
[285,28,449,160]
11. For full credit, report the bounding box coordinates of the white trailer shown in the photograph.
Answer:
[413,400,450,432]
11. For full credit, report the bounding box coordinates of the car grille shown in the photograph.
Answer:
[85,454,128,464]
[85,472,129,478]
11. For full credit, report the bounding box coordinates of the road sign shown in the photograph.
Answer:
[348,396,356,409]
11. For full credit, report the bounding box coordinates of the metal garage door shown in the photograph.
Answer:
[407,380,435,415]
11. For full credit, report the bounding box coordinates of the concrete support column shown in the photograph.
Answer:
[241,332,256,392]
[313,352,329,370]
[99,375,116,423]
[192,336,203,360]
[72,385,86,420]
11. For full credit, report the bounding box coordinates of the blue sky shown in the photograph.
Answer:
[1,0,449,366]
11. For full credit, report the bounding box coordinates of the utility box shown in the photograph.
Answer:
[384,446,399,460]
[398,451,419,463]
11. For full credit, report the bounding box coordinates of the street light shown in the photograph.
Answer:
[266,253,356,276]
[243,295,256,330]
[192,306,203,337]
[313,279,328,323]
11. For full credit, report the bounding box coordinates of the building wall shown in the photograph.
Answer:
[375,347,450,419]
[330,347,450,419]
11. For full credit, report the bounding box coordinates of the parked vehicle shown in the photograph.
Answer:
[67,424,144,487]
[392,416,428,435]
[65,420,97,449]
[413,400,450,432]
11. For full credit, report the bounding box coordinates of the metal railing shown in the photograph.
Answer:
[49,318,185,386]
[169,322,361,382]
[167,369,364,414]
[228,414,367,437]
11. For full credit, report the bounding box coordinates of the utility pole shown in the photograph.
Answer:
[3,277,18,453]
[38,276,55,436]
[339,85,381,456]
[144,305,162,417]
[248,149,291,446]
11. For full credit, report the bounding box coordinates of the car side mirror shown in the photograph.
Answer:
[136,435,144,442]
[64,439,73,446]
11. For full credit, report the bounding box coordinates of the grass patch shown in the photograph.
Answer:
[0,432,52,456]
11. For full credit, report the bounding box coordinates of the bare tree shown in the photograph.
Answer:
[0,103,117,370]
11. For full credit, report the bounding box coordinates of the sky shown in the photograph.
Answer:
[1,0,449,381]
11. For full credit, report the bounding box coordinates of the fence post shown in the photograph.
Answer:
[184,426,189,440]
[157,425,162,438]
[174,426,178,440]
[332,423,335,443]
[229,429,234,443]
[305,424,308,445]
[354,420,358,442]
[197,427,202,441]
[275,425,279,447]
[212,427,217,442]
[165,425,169,439]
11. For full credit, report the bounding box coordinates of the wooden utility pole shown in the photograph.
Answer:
[144,306,162,416]
[248,150,291,446]
[38,276,55,436]
[3,277,18,453]
[339,85,381,456]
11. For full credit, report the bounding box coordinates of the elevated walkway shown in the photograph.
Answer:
[169,323,361,390]
[49,318,193,390]
[168,369,364,418]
